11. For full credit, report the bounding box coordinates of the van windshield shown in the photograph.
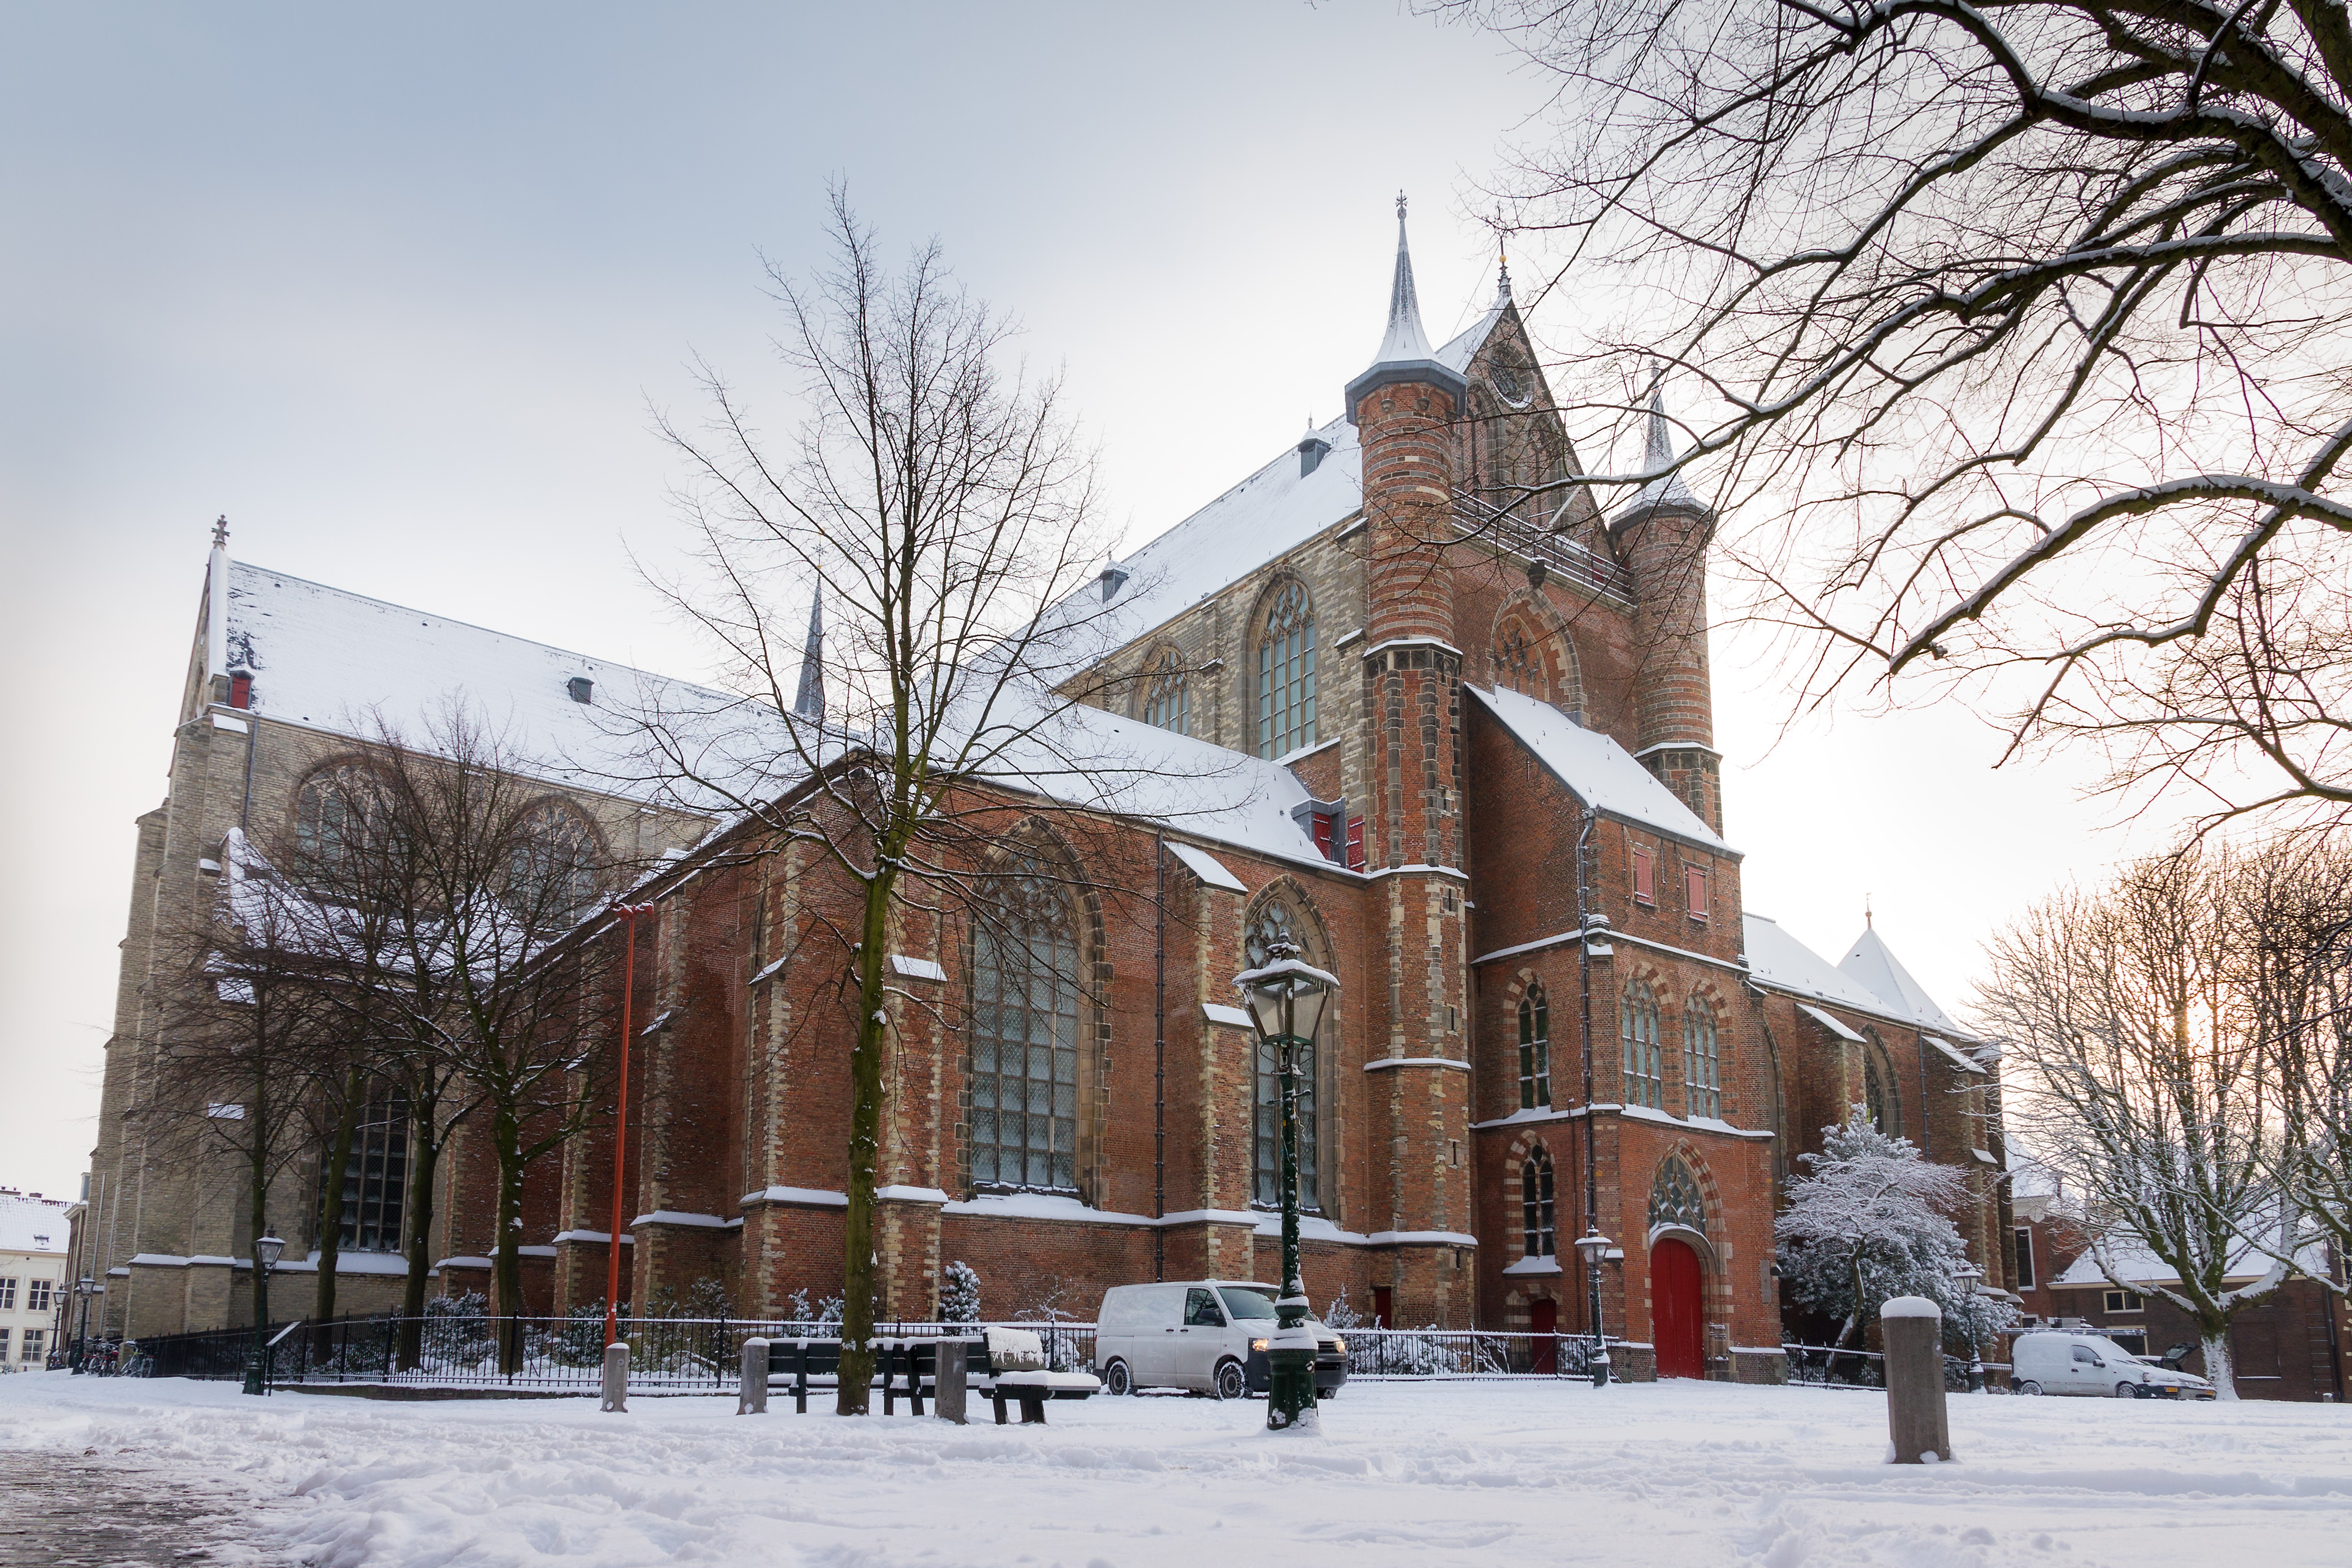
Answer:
[1218,1287,1279,1320]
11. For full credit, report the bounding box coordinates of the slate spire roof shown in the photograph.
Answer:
[1373,191,1434,366]
[1838,924,1972,1038]
[793,587,825,720]
[1612,366,1709,525]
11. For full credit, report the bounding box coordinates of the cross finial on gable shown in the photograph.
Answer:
[211,514,229,549]
[1396,190,1407,220]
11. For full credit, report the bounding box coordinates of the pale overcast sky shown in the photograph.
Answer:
[0,2,2166,1197]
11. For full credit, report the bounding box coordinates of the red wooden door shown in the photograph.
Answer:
[1529,1298,1558,1374]
[1651,1239,1705,1379]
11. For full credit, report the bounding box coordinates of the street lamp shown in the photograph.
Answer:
[1236,939,1336,1431]
[1955,1262,1985,1392]
[70,1277,95,1372]
[242,1232,285,1396]
[1573,1228,1613,1389]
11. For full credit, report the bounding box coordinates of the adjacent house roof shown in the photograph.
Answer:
[1468,684,1734,853]
[1743,914,1893,1015]
[1839,926,1973,1039]
[0,1191,72,1255]
[2048,1225,2323,1289]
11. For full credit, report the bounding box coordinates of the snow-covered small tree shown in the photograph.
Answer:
[1777,1111,2007,1358]
[939,1261,982,1324]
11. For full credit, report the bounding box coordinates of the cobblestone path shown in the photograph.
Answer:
[0,1447,287,1566]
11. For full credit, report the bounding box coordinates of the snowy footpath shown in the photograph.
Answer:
[1,1372,2346,1568]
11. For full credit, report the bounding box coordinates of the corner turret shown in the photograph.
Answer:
[1611,372,1721,833]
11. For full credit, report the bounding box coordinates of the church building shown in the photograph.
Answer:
[78,210,2014,1379]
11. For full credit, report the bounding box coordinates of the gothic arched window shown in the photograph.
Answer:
[1518,985,1551,1110]
[1621,981,1664,1111]
[1522,1148,1556,1259]
[1257,582,1317,759]
[294,764,384,876]
[1648,1155,1706,1236]
[509,801,601,924]
[1864,1046,1897,1137]
[1683,998,1721,1120]
[1140,648,1191,737]
[1495,617,1538,697]
[1248,897,1321,1211]
[970,865,1083,1192]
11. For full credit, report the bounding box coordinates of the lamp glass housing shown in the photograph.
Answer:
[255,1233,286,1270]
[1573,1229,1612,1267]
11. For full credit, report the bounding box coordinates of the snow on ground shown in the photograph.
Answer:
[2,1371,2346,1568]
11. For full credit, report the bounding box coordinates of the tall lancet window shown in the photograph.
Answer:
[970,865,1082,1192]
[1684,999,1721,1120]
[1248,898,1321,1211]
[1522,1148,1556,1259]
[1257,583,1317,759]
[1141,648,1191,737]
[1518,985,1551,1109]
[1622,981,1664,1110]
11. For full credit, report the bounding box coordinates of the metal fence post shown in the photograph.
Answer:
[738,1337,769,1415]
[601,1341,629,1413]
[1882,1297,1951,1463]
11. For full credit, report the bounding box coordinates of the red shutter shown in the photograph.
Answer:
[1346,815,1366,871]
[1632,845,1654,904]
[1312,811,1335,861]
[1686,866,1708,920]
[229,672,251,710]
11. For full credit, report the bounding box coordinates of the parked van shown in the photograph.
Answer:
[2009,1329,2216,1399]
[1094,1280,1349,1401]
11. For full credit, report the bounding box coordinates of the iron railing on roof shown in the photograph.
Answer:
[1450,487,1634,607]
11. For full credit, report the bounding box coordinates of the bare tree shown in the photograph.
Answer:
[627,193,1215,1413]
[1445,0,2352,824]
[1978,848,2295,1395]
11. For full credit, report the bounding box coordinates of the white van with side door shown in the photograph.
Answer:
[1094,1280,1349,1401]
[2009,1329,2216,1399]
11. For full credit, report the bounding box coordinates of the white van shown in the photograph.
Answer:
[1094,1280,1348,1401]
[2009,1330,2216,1400]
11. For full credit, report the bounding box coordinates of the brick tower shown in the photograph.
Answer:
[1344,198,1475,1323]
[1612,376,1721,834]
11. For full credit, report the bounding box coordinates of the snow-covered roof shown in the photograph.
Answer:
[1744,914,1896,1016]
[0,1192,72,1255]
[216,559,778,800]
[1059,289,1515,656]
[1839,926,1973,1039]
[1612,377,1708,527]
[2049,1226,2325,1289]
[1468,684,1733,853]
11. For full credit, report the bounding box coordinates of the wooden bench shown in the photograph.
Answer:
[761,1333,1099,1421]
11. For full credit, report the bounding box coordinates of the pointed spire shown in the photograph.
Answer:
[1495,211,1513,304]
[1373,191,1433,365]
[792,587,825,720]
[1610,360,1710,527]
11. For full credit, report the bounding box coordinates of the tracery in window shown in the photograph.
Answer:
[1621,980,1664,1110]
[1522,1148,1556,1258]
[1495,617,1538,697]
[1864,1048,1897,1137]
[319,1092,409,1253]
[509,801,600,922]
[1648,1155,1706,1236]
[1140,647,1191,737]
[1683,999,1720,1120]
[1257,582,1317,759]
[970,865,1082,1191]
[1518,985,1551,1110]
[1248,898,1320,1211]
[294,764,385,875]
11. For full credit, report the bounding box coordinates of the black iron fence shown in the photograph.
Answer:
[1783,1343,2008,1393]
[1341,1328,1602,1380]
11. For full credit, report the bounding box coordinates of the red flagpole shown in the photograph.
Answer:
[605,903,652,1348]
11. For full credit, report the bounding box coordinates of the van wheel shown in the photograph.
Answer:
[1103,1359,1133,1397]
[2016,1380,2043,1396]
[1214,1359,1246,1402]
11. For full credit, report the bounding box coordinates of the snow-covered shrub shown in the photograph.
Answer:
[785,1289,845,1333]
[1776,1109,2016,1354]
[422,1292,495,1367]
[552,1300,608,1367]
[1319,1288,1367,1331]
[939,1261,983,1324]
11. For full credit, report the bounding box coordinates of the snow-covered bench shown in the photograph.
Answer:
[975,1327,1100,1426]
[761,1329,1098,1420]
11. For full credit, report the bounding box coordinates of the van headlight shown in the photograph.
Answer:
[1333,1337,1347,1355]
[1250,1338,1269,1353]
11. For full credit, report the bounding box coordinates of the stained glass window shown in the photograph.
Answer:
[320,1093,409,1252]
[1648,1155,1705,1235]
[1257,583,1316,759]
[970,868,1082,1191]
[1141,648,1190,737]
[1621,981,1664,1110]
[510,801,600,922]
[1518,985,1551,1110]
[1522,1149,1556,1258]
[294,764,383,874]
[1684,1000,1720,1120]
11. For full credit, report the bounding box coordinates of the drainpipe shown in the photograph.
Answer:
[1153,835,1166,1283]
[1574,805,1601,1334]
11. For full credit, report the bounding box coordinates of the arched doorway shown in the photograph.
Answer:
[1528,1298,1558,1374]
[1651,1238,1704,1378]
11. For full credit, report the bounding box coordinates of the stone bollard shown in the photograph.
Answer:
[933,1337,969,1426]
[1881,1296,1950,1464]
[601,1341,629,1414]
[739,1337,769,1415]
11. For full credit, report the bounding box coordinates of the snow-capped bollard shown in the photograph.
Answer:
[738,1337,769,1415]
[601,1341,629,1413]
[1881,1296,1950,1464]
[934,1337,969,1425]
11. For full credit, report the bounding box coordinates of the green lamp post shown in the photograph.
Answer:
[1235,939,1336,1431]
[241,1231,284,1396]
